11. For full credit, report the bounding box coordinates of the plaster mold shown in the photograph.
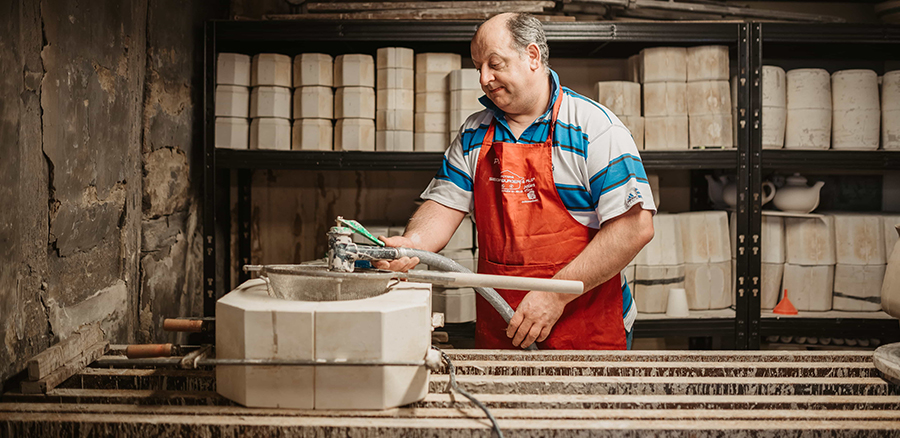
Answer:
[416,92,448,113]
[786,69,831,110]
[216,279,431,410]
[641,47,687,83]
[689,113,733,148]
[377,47,414,70]
[450,89,483,111]
[415,132,448,152]
[833,264,885,312]
[450,69,480,91]
[377,68,414,90]
[761,262,784,310]
[686,45,729,82]
[763,106,786,149]
[620,116,644,150]
[415,53,462,74]
[292,119,332,151]
[415,72,450,93]
[687,81,731,115]
[782,263,834,312]
[643,82,687,117]
[293,86,333,119]
[785,108,831,149]
[432,287,476,323]
[594,81,641,116]
[335,87,375,119]
[644,116,688,150]
[293,53,333,87]
[377,88,414,111]
[334,54,375,88]
[785,216,836,265]
[415,112,449,133]
[250,86,291,119]
[678,211,730,264]
[335,119,375,151]
[217,53,251,86]
[251,54,292,87]
[762,66,786,108]
[250,118,290,150]
[633,265,684,313]
[215,117,250,150]
[833,213,886,265]
[376,109,414,131]
[376,130,414,152]
[215,85,249,117]
[684,260,731,310]
[634,213,684,266]
[832,108,880,150]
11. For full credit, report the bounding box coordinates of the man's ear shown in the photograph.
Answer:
[526,43,541,71]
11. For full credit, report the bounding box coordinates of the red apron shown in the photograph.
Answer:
[473,93,625,350]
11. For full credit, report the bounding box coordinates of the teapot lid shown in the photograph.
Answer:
[786,173,807,185]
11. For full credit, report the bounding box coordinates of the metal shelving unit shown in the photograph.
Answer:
[202,19,753,346]
[753,22,900,346]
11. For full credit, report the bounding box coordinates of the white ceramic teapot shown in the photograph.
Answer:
[772,173,825,214]
[705,175,729,208]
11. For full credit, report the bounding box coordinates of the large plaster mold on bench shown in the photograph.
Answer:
[216,278,432,410]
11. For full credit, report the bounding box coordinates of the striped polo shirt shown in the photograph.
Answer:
[421,69,656,332]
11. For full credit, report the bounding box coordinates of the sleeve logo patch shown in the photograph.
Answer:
[625,187,643,209]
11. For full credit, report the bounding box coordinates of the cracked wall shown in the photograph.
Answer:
[1,0,225,383]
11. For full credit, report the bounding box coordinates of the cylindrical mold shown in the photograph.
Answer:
[762,106,786,149]
[641,47,687,83]
[784,108,831,149]
[832,69,879,110]
[786,68,831,110]
[215,117,249,150]
[594,81,641,117]
[762,65,786,108]
[335,87,375,119]
[335,118,375,151]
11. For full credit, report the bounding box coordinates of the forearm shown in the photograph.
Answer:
[553,205,654,302]
[402,200,467,253]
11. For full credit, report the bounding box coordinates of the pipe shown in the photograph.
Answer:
[396,248,538,351]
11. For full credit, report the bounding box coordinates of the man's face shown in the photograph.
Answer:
[470,24,540,114]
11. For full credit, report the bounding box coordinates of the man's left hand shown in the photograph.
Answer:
[506,291,569,348]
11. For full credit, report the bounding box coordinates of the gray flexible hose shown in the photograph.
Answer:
[397,247,539,351]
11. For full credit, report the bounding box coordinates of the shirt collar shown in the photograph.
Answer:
[478,68,561,133]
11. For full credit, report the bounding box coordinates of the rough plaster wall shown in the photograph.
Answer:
[0,0,148,383]
[0,0,52,384]
[138,0,226,344]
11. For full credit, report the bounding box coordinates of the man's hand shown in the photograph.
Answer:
[507,291,571,348]
[373,235,420,272]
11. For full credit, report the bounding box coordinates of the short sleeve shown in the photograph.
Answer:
[420,130,475,214]
[586,124,657,224]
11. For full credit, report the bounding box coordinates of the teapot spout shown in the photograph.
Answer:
[813,181,825,192]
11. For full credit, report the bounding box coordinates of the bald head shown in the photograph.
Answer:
[473,13,550,74]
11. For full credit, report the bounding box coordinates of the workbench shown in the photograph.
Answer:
[2,348,900,436]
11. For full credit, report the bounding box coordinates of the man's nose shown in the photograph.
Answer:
[480,68,494,86]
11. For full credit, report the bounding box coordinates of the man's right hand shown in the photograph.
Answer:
[373,235,420,272]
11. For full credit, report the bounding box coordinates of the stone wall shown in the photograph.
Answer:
[0,0,225,383]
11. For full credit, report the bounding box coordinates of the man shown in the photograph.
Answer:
[375,12,655,350]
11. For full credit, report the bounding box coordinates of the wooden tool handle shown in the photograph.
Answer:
[163,319,205,332]
[126,343,174,359]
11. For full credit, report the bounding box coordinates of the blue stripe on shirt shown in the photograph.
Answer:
[589,153,647,206]
[435,158,473,192]
[622,280,633,318]
[555,183,594,211]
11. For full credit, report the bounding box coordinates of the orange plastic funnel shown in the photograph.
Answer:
[773,288,798,315]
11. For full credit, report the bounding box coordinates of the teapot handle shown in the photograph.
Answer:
[761,182,776,206]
